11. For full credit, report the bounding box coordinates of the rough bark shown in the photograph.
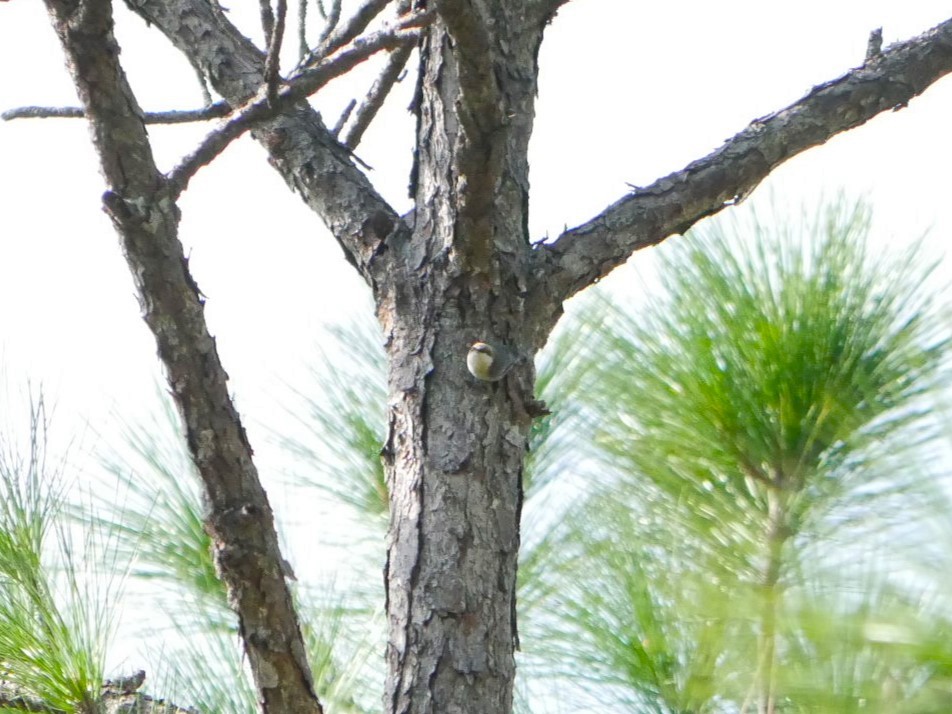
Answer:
[41,1,321,712]
[376,3,545,711]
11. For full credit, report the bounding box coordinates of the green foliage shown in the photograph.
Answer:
[535,199,951,712]
[0,396,116,713]
[595,201,947,567]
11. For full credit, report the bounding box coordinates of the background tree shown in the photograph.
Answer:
[3,1,952,713]
[532,201,951,713]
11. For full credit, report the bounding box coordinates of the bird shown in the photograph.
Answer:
[467,340,521,381]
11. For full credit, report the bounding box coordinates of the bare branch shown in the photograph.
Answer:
[533,16,952,315]
[316,0,341,43]
[265,0,288,104]
[3,103,231,123]
[866,27,884,62]
[259,0,275,45]
[40,1,323,712]
[168,21,423,196]
[298,0,309,61]
[341,41,413,149]
[125,0,413,285]
[2,105,87,120]
[332,97,357,135]
[308,0,393,62]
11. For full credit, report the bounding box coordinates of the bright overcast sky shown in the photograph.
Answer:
[1,1,950,458]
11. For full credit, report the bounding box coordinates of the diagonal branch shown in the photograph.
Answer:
[41,1,322,712]
[532,16,952,318]
[341,40,414,149]
[306,0,394,65]
[125,0,412,286]
[316,0,342,43]
[168,22,423,196]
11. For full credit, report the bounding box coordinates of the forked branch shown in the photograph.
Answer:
[168,19,425,196]
[306,0,394,63]
[121,0,417,285]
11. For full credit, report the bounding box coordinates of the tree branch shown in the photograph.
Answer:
[124,0,414,286]
[533,16,952,313]
[260,0,275,46]
[41,1,322,712]
[298,0,309,61]
[168,22,423,197]
[264,0,288,104]
[2,104,230,123]
[316,0,342,43]
[305,0,393,64]
[341,40,413,149]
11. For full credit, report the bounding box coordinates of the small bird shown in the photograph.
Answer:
[467,340,520,381]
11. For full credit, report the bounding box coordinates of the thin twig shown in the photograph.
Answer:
[316,0,341,43]
[298,0,309,62]
[187,56,214,106]
[259,0,275,45]
[332,98,356,136]
[4,7,429,128]
[168,20,426,196]
[2,104,231,123]
[264,0,288,104]
[309,0,391,64]
[342,41,413,149]
[866,27,884,62]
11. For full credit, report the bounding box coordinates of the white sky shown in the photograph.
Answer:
[1,0,951,684]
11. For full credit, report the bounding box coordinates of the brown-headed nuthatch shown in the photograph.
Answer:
[467,340,521,381]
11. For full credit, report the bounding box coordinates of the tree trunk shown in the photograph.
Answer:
[378,7,544,712]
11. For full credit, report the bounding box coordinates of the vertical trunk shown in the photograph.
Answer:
[377,7,544,713]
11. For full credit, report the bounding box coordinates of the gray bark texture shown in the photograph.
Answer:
[378,5,544,711]
[25,0,952,712]
[41,1,322,712]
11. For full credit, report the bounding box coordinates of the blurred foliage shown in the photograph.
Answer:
[88,387,381,713]
[530,199,952,713]
[0,394,116,713]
